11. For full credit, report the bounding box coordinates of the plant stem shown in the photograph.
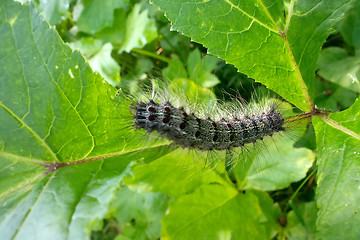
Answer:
[283,166,317,214]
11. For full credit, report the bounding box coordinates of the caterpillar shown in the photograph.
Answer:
[127,80,293,154]
[133,99,285,151]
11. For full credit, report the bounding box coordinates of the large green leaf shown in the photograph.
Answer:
[0,0,170,239]
[151,0,356,111]
[313,98,360,239]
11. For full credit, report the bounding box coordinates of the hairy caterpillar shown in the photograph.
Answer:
[125,80,297,155]
[119,79,314,192]
[133,99,285,151]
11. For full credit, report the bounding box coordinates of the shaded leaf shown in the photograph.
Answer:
[317,47,360,93]
[125,149,227,198]
[108,186,168,240]
[37,0,71,25]
[339,1,360,49]
[241,134,315,191]
[285,201,317,240]
[74,0,129,34]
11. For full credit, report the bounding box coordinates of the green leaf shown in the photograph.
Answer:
[241,133,315,191]
[251,190,282,238]
[285,202,317,240]
[164,50,220,89]
[108,186,168,240]
[70,38,121,86]
[119,4,158,53]
[313,98,360,239]
[94,9,127,45]
[187,48,220,88]
[125,149,228,197]
[163,55,188,80]
[151,0,357,111]
[37,0,70,25]
[314,76,359,112]
[0,0,170,239]
[73,0,129,34]
[317,47,360,93]
[161,185,272,240]
[339,1,360,49]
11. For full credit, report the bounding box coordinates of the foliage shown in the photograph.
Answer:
[0,0,360,240]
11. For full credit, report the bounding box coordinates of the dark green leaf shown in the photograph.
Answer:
[339,1,360,49]
[285,201,317,240]
[108,186,167,240]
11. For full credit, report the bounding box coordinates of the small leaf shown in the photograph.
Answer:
[70,39,121,86]
[119,4,158,53]
[164,50,220,88]
[163,55,188,80]
[125,149,227,197]
[37,0,70,25]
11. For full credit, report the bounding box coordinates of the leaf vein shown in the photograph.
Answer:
[224,0,278,34]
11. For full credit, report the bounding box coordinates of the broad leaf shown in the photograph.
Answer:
[313,98,360,239]
[0,0,170,239]
[151,0,356,111]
